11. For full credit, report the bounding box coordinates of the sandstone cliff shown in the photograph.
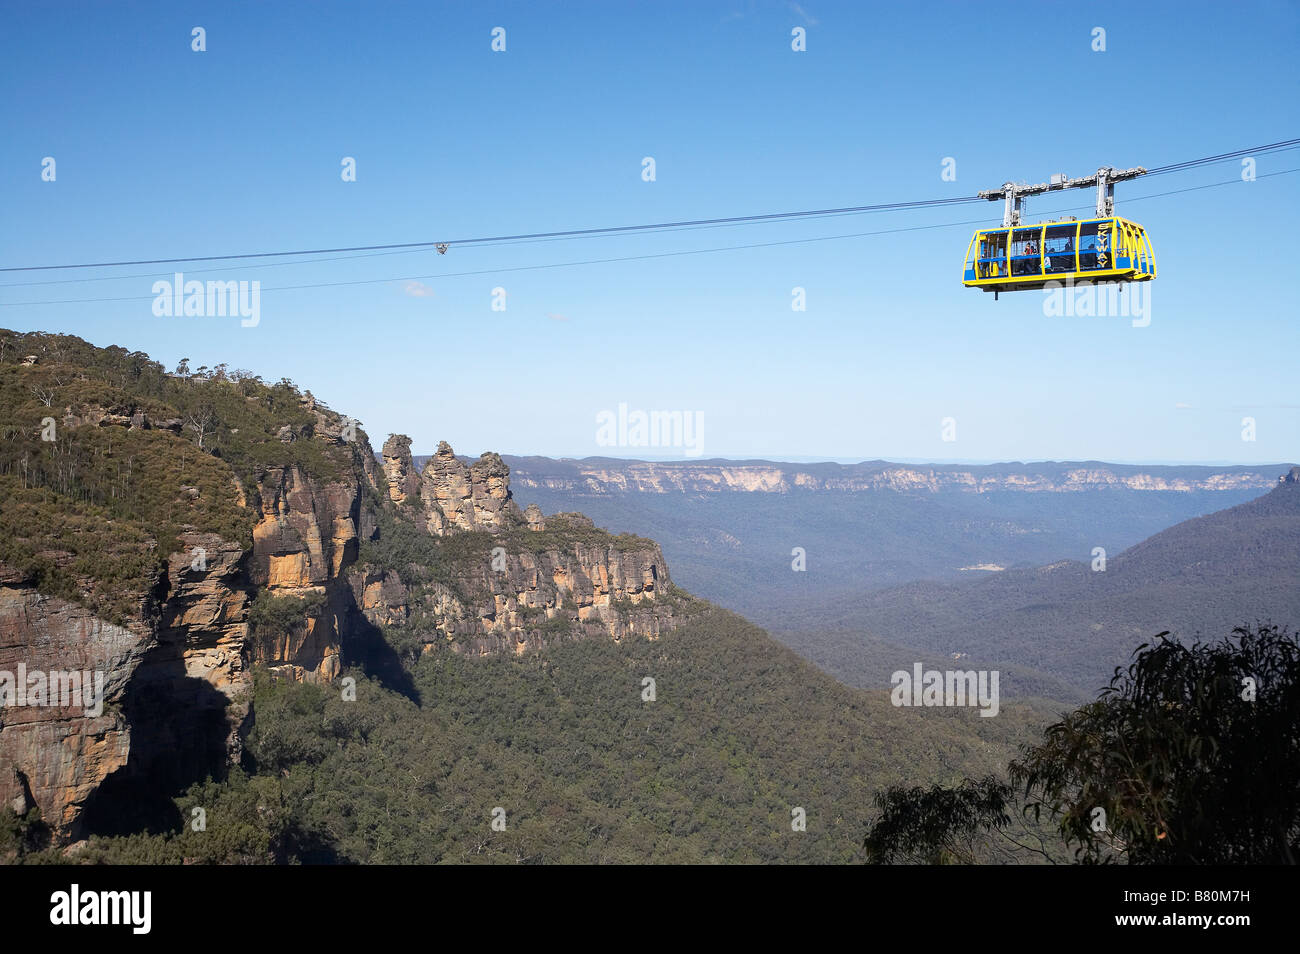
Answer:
[0,526,259,841]
[0,369,382,842]
[381,434,419,506]
[1,334,692,845]
[418,440,524,534]
[352,528,678,657]
[247,461,369,683]
[0,564,139,837]
[364,439,689,657]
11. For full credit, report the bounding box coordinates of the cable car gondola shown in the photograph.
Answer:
[963,215,1155,293]
[962,166,1156,296]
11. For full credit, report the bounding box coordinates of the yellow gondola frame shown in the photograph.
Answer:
[962,216,1156,293]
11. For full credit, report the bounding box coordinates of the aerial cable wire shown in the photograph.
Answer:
[2,167,1295,308]
[1,138,1295,276]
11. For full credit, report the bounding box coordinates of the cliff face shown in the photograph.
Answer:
[352,534,676,657]
[0,528,257,840]
[381,434,419,506]
[0,565,139,836]
[0,386,382,843]
[367,438,687,657]
[419,440,523,534]
[2,402,689,844]
[247,462,369,682]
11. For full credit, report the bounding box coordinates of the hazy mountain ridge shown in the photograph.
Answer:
[494,455,1282,641]
[831,469,1300,694]
[492,455,1297,704]
[500,456,1289,495]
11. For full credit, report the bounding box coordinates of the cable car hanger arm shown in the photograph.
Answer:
[977,166,1148,226]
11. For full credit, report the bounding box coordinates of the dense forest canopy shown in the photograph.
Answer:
[864,624,1300,865]
[3,610,1060,864]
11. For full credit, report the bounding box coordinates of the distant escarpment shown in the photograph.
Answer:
[0,330,694,844]
[502,457,1289,495]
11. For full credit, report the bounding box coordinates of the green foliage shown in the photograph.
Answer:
[863,777,1014,864]
[0,807,51,861]
[356,501,476,602]
[0,477,159,622]
[0,328,353,500]
[247,589,328,640]
[0,328,366,618]
[1013,623,1300,864]
[863,623,1300,865]
[62,611,1045,864]
[516,515,659,554]
[377,622,427,667]
[50,771,325,865]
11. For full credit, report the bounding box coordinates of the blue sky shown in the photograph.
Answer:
[2,0,1297,464]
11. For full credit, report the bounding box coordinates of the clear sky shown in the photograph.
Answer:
[2,0,1297,465]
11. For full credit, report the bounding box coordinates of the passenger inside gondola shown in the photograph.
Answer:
[978,234,1006,278]
[1079,233,1097,269]
[1047,237,1071,272]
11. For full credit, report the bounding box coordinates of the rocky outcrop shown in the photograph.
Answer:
[350,530,680,657]
[381,434,420,506]
[2,408,690,844]
[1,422,378,842]
[246,458,374,683]
[250,465,359,589]
[0,564,142,837]
[0,526,254,840]
[352,568,410,627]
[524,504,546,531]
[419,441,523,534]
[156,533,252,757]
[61,404,182,433]
[354,443,691,658]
